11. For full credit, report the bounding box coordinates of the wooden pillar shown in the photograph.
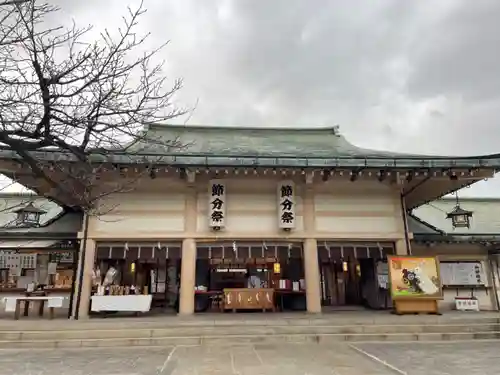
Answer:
[303,182,321,313]
[179,185,197,315]
[303,238,322,313]
[179,238,196,315]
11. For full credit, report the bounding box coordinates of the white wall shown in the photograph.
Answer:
[88,177,404,241]
[91,192,185,235]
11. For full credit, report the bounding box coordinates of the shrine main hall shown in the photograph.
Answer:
[0,124,498,317]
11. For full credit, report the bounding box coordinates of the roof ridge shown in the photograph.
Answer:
[146,123,341,133]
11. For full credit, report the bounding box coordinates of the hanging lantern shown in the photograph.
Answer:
[342,261,348,272]
[273,263,281,274]
[446,193,473,229]
[13,202,46,227]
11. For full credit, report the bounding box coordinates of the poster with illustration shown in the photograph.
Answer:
[388,256,442,299]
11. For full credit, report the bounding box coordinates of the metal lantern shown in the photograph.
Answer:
[446,194,473,229]
[13,203,46,226]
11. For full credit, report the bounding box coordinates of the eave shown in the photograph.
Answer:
[0,148,499,169]
[0,232,77,239]
[0,148,497,210]
[413,233,500,246]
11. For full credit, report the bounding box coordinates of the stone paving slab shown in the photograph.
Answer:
[4,341,500,374]
[0,343,394,375]
[352,341,500,375]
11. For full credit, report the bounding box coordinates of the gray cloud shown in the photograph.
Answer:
[407,0,500,102]
[3,0,500,196]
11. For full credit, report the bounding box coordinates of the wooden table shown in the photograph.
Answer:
[14,297,54,320]
[223,288,275,312]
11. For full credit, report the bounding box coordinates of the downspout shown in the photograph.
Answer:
[400,175,431,256]
[400,193,412,255]
[66,240,80,319]
[488,254,500,311]
[73,213,89,320]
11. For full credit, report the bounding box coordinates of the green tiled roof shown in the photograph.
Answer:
[133,124,484,159]
[133,124,411,158]
[1,124,499,169]
[124,124,500,168]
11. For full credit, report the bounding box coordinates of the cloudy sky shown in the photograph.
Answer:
[3,0,500,196]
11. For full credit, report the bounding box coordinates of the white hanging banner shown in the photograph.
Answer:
[277,181,295,229]
[209,179,226,228]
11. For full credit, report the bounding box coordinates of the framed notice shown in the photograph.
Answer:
[388,256,443,299]
[440,261,487,286]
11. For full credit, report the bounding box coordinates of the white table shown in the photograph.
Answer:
[2,296,66,319]
[2,296,65,312]
[91,295,152,312]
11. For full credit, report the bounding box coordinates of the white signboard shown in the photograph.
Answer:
[208,180,226,228]
[277,181,296,229]
[455,298,480,311]
[440,262,487,286]
[6,254,21,277]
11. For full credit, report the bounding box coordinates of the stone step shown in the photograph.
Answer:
[1,322,499,341]
[0,314,497,331]
[2,331,500,349]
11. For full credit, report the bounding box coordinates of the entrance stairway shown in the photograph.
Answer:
[1,312,499,348]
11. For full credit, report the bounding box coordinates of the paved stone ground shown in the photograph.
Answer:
[352,341,500,375]
[0,344,393,375]
[2,342,500,374]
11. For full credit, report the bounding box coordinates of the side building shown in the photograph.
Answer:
[0,193,81,317]
[412,197,500,311]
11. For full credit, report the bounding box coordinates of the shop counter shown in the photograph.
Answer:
[223,288,275,312]
[90,295,152,312]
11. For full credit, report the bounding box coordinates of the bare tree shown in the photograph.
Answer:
[0,0,187,211]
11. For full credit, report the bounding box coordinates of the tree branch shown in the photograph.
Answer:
[0,0,189,212]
